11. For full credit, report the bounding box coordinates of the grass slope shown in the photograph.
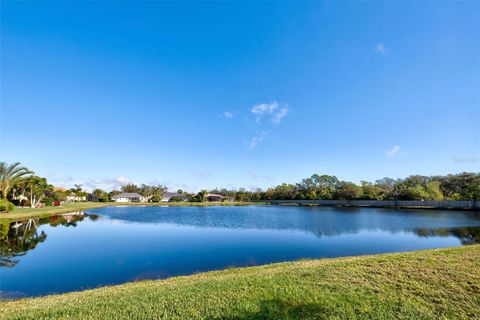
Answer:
[1,246,479,319]
[0,202,264,222]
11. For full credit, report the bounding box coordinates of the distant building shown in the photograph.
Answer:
[66,194,87,203]
[205,193,224,202]
[161,192,189,202]
[111,193,147,203]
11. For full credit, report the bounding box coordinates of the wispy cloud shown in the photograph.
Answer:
[222,111,234,119]
[50,176,132,192]
[374,43,387,55]
[143,178,198,193]
[272,107,288,124]
[386,145,405,157]
[252,102,279,116]
[249,131,266,149]
[251,101,289,125]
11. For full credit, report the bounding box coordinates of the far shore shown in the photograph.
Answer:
[0,201,265,222]
[2,199,480,222]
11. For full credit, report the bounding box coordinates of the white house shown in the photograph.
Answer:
[66,194,87,203]
[112,192,147,203]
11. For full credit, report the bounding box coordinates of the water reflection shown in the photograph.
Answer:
[91,205,480,237]
[1,208,480,269]
[1,206,480,298]
[0,212,98,267]
[414,227,480,245]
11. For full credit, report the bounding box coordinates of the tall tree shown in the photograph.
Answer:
[92,188,109,202]
[121,183,140,193]
[25,176,49,208]
[0,162,33,200]
[334,181,361,200]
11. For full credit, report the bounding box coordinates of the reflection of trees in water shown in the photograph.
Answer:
[0,219,47,267]
[101,207,480,241]
[414,227,480,245]
[0,212,98,267]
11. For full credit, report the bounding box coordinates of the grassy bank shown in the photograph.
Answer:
[2,245,479,319]
[0,201,264,222]
[0,202,109,221]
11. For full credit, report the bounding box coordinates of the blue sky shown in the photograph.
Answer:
[1,1,479,192]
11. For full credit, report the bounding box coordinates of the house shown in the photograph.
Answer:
[205,193,224,202]
[66,194,87,203]
[111,193,147,203]
[161,192,189,202]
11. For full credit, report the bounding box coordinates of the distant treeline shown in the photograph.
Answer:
[88,172,480,202]
[2,161,479,207]
[206,173,480,202]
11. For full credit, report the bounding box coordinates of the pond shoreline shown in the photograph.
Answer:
[1,200,479,222]
[0,202,266,222]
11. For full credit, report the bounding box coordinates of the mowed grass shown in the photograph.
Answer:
[0,201,264,222]
[1,246,479,320]
[0,202,109,221]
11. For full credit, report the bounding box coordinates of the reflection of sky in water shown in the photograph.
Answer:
[1,206,479,298]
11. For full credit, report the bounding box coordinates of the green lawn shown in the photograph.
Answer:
[0,201,264,222]
[1,245,479,319]
[0,202,109,221]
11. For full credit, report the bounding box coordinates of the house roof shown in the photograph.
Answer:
[162,192,188,199]
[112,192,144,199]
[205,193,224,198]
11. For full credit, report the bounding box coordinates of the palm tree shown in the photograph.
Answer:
[25,176,48,208]
[0,162,34,200]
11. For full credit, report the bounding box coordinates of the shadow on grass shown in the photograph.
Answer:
[217,299,329,320]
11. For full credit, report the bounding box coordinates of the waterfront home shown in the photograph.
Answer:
[112,192,147,203]
[161,192,189,202]
[66,194,87,203]
[206,193,224,202]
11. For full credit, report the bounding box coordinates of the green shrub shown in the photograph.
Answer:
[98,196,109,202]
[169,196,186,202]
[44,196,54,206]
[150,195,161,202]
[0,199,15,212]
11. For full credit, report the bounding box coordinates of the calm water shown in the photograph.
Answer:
[1,205,480,298]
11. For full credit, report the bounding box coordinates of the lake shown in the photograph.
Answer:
[1,205,480,298]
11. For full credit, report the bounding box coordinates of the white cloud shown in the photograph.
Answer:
[50,176,133,192]
[251,101,288,124]
[115,176,131,186]
[252,102,279,115]
[147,178,198,193]
[386,145,405,157]
[249,136,263,149]
[374,43,387,54]
[272,107,288,125]
[223,112,234,119]
[249,132,266,149]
